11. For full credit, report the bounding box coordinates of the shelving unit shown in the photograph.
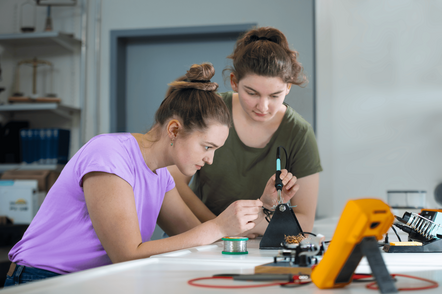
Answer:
[0,31,83,123]
[0,163,64,174]
[0,31,84,116]
[0,8,86,175]
[0,31,81,52]
[0,103,80,120]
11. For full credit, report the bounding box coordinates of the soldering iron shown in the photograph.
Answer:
[275,147,284,204]
[275,146,290,205]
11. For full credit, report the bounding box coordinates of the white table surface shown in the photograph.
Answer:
[2,219,442,294]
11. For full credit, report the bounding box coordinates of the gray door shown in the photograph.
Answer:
[125,36,236,133]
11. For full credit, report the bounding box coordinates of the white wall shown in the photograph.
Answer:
[316,0,442,217]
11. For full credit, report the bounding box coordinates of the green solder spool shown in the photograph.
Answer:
[222,237,249,255]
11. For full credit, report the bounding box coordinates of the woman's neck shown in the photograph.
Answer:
[133,132,172,173]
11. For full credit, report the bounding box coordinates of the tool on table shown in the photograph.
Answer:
[222,237,248,255]
[311,198,397,294]
[383,209,442,253]
[213,273,294,282]
[260,146,303,249]
[256,234,324,276]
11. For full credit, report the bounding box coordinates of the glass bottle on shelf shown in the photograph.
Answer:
[20,0,36,33]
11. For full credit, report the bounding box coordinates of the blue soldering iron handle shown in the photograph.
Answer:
[275,148,283,191]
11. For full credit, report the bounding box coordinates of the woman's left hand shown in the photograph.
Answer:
[260,169,299,209]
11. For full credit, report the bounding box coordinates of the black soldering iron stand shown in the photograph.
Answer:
[260,203,303,250]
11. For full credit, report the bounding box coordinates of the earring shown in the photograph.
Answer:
[171,142,173,146]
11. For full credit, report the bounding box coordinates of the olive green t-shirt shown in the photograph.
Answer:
[190,91,322,216]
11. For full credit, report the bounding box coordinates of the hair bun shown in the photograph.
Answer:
[249,35,277,43]
[169,63,219,92]
[186,63,215,81]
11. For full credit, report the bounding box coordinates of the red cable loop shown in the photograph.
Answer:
[188,273,439,291]
[365,274,439,291]
[187,275,310,289]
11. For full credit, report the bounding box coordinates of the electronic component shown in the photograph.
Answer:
[256,235,323,275]
[398,211,441,240]
[311,198,397,294]
[384,209,442,253]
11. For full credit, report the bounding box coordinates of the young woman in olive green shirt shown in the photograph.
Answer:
[169,27,322,236]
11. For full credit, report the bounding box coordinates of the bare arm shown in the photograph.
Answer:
[83,172,262,263]
[167,165,216,222]
[156,186,201,236]
[290,173,319,233]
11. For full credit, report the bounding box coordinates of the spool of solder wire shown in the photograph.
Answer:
[222,237,248,254]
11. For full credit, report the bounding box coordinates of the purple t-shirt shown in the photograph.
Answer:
[9,133,175,274]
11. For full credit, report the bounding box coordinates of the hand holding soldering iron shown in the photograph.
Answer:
[260,169,299,210]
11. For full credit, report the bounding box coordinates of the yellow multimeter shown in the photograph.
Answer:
[311,198,397,293]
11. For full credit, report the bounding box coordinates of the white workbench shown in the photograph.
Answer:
[2,219,442,294]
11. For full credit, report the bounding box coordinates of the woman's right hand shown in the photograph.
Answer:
[260,169,298,209]
[211,199,263,237]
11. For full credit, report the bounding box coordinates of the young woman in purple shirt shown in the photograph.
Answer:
[5,63,265,287]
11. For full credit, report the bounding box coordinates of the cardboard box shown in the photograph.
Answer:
[1,170,59,192]
[0,180,39,224]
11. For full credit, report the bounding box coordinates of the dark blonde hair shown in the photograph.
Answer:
[155,63,231,134]
[226,27,307,86]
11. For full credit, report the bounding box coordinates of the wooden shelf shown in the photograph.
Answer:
[0,103,80,120]
[0,164,64,174]
[0,31,81,52]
